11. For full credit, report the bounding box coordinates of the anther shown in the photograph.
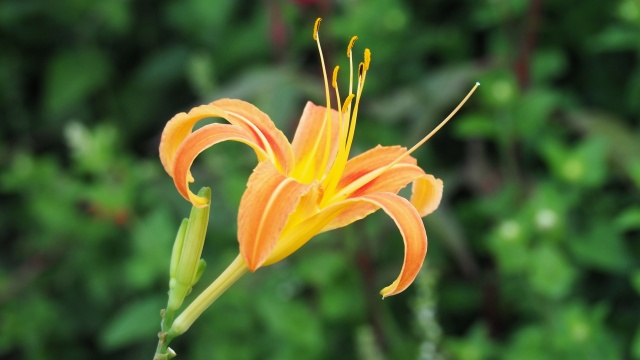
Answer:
[363,49,371,70]
[313,18,322,40]
[332,66,339,89]
[341,94,355,113]
[347,36,358,57]
[358,62,364,78]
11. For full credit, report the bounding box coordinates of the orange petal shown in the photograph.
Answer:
[346,167,443,219]
[360,193,427,298]
[160,104,229,179]
[411,174,443,217]
[159,101,294,180]
[264,198,354,265]
[238,161,314,271]
[324,145,443,230]
[320,201,378,232]
[212,99,295,174]
[291,102,341,179]
[172,123,270,206]
[336,145,416,191]
[265,192,427,297]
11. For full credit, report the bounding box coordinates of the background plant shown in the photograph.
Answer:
[1,0,639,359]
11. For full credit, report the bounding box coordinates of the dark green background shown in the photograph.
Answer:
[1,0,639,359]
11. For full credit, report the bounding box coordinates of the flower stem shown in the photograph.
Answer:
[168,254,248,338]
[153,307,177,359]
[153,254,247,359]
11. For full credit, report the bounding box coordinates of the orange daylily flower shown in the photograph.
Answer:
[159,18,478,298]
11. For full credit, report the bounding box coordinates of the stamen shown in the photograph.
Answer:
[315,18,332,180]
[294,17,332,182]
[313,18,322,40]
[332,70,345,179]
[347,36,358,57]
[345,61,367,159]
[320,47,372,205]
[332,66,339,89]
[348,38,355,112]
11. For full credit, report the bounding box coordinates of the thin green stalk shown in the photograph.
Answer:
[168,254,248,338]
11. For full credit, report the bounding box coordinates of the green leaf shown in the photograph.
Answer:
[633,324,640,359]
[453,114,497,139]
[542,137,608,187]
[527,244,576,299]
[531,49,567,83]
[64,122,119,175]
[488,219,531,274]
[256,297,324,354]
[445,323,495,360]
[591,26,640,51]
[566,110,640,185]
[513,89,559,140]
[550,303,622,359]
[503,326,548,360]
[569,225,632,273]
[477,70,518,107]
[615,207,640,231]
[126,209,175,289]
[631,270,640,296]
[43,49,110,117]
[100,297,165,350]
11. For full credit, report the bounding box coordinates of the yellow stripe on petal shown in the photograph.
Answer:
[320,202,378,232]
[331,145,414,197]
[172,123,270,207]
[291,102,341,183]
[238,161,314,271]
[350,164,427,197]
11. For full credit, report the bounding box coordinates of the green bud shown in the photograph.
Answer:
[169,219,189,279]
[192,259,207,287]
[179,187,211,285]
[167,187,211,311]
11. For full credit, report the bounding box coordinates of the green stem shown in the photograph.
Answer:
[168,254,248,338]
[153,308,177,359]
[153,255,247,359]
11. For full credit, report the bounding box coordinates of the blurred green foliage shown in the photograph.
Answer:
[1,0,639,359]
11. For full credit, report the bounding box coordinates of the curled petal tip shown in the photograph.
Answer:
[189,195,211,208]
[379,283,397,299]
